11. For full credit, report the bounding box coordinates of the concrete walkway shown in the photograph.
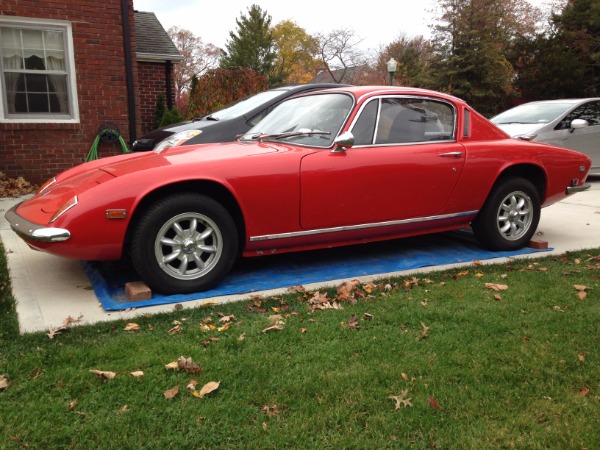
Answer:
[1,176,599,333]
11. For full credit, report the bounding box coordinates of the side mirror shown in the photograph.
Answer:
[570,118,589,133]
[331,131,355,153]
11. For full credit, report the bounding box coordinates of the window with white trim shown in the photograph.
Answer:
[0,18,79,122]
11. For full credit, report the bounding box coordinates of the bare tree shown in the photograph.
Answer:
[167,26,221,104]
[315,28,368,84]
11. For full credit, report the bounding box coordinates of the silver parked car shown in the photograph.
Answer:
[491,98,600,173]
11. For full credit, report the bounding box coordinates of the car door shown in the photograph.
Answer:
[546,100,600,167]
[300,96,466,230]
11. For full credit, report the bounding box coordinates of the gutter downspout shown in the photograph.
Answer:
[121,0,137,142]
[166,60,173,109]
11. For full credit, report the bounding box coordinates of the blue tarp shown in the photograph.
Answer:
[82,231,548,311]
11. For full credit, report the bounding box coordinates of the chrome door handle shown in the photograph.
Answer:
[439,152,463,158]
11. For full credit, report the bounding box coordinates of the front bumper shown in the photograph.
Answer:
[566,183,591,194]
[4,203,71,243]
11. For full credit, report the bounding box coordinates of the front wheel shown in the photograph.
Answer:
[472,177,540,251]
[129,193,238,295]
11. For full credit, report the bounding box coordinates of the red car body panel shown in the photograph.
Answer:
[9,86,592,264]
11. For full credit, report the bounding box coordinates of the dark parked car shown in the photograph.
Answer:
[132,83,346,151]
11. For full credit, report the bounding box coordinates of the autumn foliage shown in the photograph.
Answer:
[186,67,269,120]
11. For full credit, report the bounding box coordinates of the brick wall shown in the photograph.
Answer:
[0,0,141,185]
[137,61,176,135]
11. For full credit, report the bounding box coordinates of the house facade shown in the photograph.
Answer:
[0,0,181,184]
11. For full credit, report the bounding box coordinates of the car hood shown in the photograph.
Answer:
[100,141,279,177]
[494,123,545,138]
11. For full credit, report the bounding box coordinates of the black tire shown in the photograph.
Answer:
[129,193,238,295]
[472,177,540,251]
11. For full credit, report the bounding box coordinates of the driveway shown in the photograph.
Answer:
[1,176,599,333]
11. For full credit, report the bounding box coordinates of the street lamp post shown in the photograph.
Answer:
[387,57,397,86]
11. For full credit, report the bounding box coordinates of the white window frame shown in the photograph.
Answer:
[0,16,79,123]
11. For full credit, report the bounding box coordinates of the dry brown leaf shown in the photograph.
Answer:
[47,326,68,339]
[89,370,117,380]
[67,400,78,411]
[577,387,590,397]
[363,313,374,320]
[164,385,179,399]
[238,333,246,341]
[420,322,430,338]
[197,381,220,398]
[578,291,587,300]
[262,422,268,431]
[167,324,183,334]
[217,322,231,332]
[262,324,284,333]
[574,285,587,291]
[346,314,360,329]
[165,361,179,370]
[301,327,307,333]
[187,379,198,392]
[130,371,144,378]
[401,373,409,381]
[0,375,9,390]
[428,396,444,411]
[578,353,586,362]
[485,283,508,291]
[553,306,565,313]
[118,405,129,414]
[177,356,203,374]
[124,322,141,332]
[219,314,236,323]
[388,389,413,410]
[494,294,503,301]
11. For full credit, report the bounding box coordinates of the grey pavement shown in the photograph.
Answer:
[1,176,599,334]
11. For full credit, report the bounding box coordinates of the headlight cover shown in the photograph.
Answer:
[154,130,202,150]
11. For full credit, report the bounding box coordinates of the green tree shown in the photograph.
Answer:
[379,35,434,87]
[220,4,277,84]
[551,0,600,96]
[430,0,540,115]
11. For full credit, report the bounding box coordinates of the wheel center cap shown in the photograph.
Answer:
[182,238,196,254]
[509,210,519,222]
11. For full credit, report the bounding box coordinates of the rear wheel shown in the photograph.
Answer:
[129,193,238,295]
[472,177,540,250]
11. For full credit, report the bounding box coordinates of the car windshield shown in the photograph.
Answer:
[491,102,573,125]
[203,89,285,121]
[241,92,353,147]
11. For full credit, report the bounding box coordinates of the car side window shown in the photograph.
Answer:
[374,98,454,145]
[558,101,600,129]
[351,99,379,145]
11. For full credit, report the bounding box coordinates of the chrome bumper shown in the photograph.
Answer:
[4,203,70,243]
[566,183,591,194]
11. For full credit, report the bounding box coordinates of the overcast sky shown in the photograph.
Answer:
[133,0,554,53]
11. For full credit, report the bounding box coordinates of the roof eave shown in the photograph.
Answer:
[136,52,184,63]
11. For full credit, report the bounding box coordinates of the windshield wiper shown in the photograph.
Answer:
[241,129,331,142]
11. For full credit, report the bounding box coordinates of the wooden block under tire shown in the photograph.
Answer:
[125,281,152,301]
[527,239,549,250]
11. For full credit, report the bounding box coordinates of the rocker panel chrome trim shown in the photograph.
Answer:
[249,210,478,242]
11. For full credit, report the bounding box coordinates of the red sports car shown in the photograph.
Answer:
[6,86,592,294]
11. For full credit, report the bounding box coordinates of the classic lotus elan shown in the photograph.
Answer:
[6,86,592,294]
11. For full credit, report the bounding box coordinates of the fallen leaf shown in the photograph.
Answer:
[167,324,183,334]
[197,381,220,398]
[187,379,198,392]
[553,306,565,313]
[0,375,9,390]
[485,283,508,291]
[47,326,68,339]
[428,396,444,411]
[261,324,284,333]
[578,353,585,362]
[346,314,360,329]
[301,328,307,333]
[238,333,246,341]
[165,361,179,370]
[164,385,179,399]
[217,322,231,332]
[578,291,587,300]
[68,400,78,411]
[420,322,430,338]
[130,371,144,378]
[177,356,203,374]
[494,294,503,301]
[577,387,590,397]
[118,405,129,414]
[123,322,141,332]
[89,370,117,380]
[401,373,409,381]
[262,404,280,416]
[262,422,268,431]
[363,313,374,320]
[388,389,413,410]
[29,367,41,379]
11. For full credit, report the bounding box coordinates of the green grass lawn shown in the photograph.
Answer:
[1,244,599,449]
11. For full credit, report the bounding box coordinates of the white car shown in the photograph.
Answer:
[492,98,600,173]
